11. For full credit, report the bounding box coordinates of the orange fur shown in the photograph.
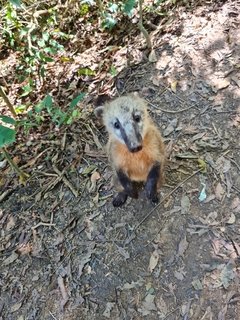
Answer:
[108,122,165,187]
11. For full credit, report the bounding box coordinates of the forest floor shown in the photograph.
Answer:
[1,0,240,319]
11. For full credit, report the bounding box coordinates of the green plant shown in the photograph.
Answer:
[80,0,137,29]
[32,93,85,126]
[0,115,16,148]
[2,1,67,91]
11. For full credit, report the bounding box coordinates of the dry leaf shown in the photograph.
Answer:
[220,261,235,289]
[10,302,22,313]
[17,243,32,255]
[226,213,236,224]
[215,182,225,201]
[192,278,203,290]
[57,276,69,310]
[3,252,18,266]
[103,302,115,318]
[116,245,130,260]
[231,197,240,212]
[149,49,157,63]
[212,78,230,92]
[89,171,101,193]
[148,250,160,273]
[170,80,178,93]
[178,235,189,257]
[6,216,15,231]
[181,195,191,214]
[231,76,240,88]
[174,270,184,280]
[139,294,157,316]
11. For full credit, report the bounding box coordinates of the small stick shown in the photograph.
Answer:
[138,0,152,49]
[52,164,78,197]
[0,86,17,117]
[31,222,55,230]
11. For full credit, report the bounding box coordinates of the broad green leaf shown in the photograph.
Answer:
[9,0,22,8]
[109,3,118,13]
[78,68,95,76]
[42,32,50,42]
[109,65,117,76]
[35,95,53,113]
[43,56,54,62]
[37,39,45,47]
[69,93,85,109]
[102,15,117,29]
[0,125,16,147]
[123,0,136,14]
[0,115,16,125]
[15,104,27,113]
[21,84,32,97]
[44,95,53,113]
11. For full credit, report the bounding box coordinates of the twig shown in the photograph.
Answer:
[133,169,201,232]
[49,311,58,320]
[52,164,78,197]
[138,0,152,49]
[226,156,240,172]
[0,86,17,117]
[31,222,56,230]
[0,189,14,203]
[162,306,180,320]
[27,21,38,56]
[2,147,29,183]
[147,99,194,114]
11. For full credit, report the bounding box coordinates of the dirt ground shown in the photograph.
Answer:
[1,1,240,319]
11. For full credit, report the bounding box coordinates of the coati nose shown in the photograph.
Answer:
[130,145,142,153]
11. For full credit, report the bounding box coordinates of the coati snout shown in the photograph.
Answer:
[95,93,165,207]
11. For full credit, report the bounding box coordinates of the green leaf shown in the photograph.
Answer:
[43,56,54,62]
[37,39,45,48]
[0,116,16,125]
[78,68,95,76]
[44,95,53,113]
[109,65,117,76]
[42,32,50,42]
[9,0,22,8]
[35,95,53,113]
[21,84,32,97]
[108,3,118,13]
[69,93,85,109]
[102,14,117,29]
[0,125,16,148]
[123,0,136,14]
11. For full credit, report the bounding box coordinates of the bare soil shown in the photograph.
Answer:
[1,1,240,319]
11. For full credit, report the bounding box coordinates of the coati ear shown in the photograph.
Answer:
[94,94,111,119]
[94,106,104,119]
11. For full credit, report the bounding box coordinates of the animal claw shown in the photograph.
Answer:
[113,192,128,207]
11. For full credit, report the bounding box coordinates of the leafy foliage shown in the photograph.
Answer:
[0,116,16,148]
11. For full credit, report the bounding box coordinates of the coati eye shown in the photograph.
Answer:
[134,114,141,123]
[114,121,120,129]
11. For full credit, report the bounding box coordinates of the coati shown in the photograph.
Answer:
[95,93,165,207]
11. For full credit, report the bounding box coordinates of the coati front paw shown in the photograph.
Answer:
[145,183,159,203]
[113,192,128,207]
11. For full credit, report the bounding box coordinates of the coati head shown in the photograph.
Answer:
[95,93,149,153]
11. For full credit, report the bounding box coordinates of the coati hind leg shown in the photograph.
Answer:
[145,162,161,203]
[112,169,138,207]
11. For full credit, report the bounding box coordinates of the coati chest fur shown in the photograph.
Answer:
[95,93,165,207]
